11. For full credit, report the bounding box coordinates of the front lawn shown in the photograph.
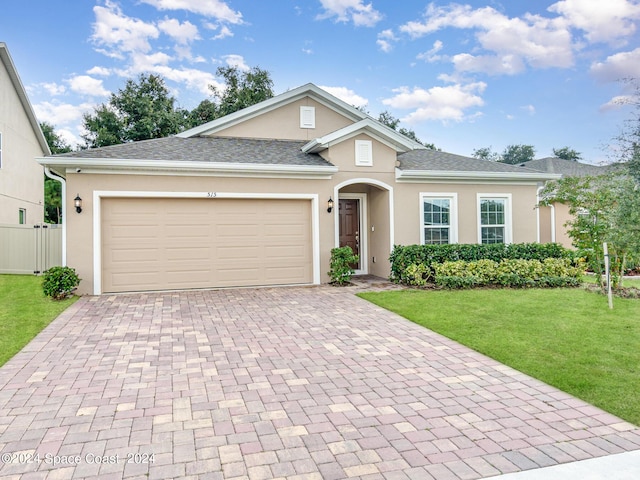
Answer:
[0,275,77,366]
[358,287,640,425]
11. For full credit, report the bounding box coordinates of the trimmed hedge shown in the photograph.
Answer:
[389,243,575,284]
[431,258,583,289]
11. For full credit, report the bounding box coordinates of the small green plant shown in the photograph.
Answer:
[42,266,80,300]
[328,246,359,285]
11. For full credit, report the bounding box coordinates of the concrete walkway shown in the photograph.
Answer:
[0,286,639,479]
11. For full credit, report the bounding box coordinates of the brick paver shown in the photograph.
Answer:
[0,285,639,479]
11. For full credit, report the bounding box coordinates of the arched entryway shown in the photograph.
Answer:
[333,179,393,277]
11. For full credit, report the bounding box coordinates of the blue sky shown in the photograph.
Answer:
[2,0,640,163]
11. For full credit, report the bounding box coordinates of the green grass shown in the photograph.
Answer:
[0,275,77,366]
[358,287,640,425]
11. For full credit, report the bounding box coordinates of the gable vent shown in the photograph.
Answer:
[300,106,315,129]
[355,140,373,166]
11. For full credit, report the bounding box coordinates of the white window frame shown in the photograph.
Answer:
[355,140,373,167]
[300,106,315,129]
[420,193,458,245]
[477,193,512,244]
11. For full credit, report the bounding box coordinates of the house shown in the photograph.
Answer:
[38,83,559,295]
[520,157,607,247]
[0,42,50,224]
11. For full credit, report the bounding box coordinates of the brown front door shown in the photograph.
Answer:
[339,198,360,269]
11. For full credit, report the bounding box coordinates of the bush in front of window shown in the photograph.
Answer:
[425,257,584,289]
[389,243,577,284]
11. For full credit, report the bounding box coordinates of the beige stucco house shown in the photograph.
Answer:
[0,43,50,224]
[39,83,559,295]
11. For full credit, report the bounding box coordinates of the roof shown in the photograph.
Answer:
[519,157,606,177]
[0,43,50,155]
[396,149,560,181]
[54,136,332,166]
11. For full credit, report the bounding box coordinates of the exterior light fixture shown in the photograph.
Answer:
[74,194,83,214]
[327,197,334,213]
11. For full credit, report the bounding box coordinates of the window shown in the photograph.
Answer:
[421,193,457,244]
[355,140,373,166]
[300,106,315,128]
[19,208,26,225]
[478,194,512,244]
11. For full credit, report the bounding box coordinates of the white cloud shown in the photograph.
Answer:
[591,48,640,83]
[417,40,444,63]
[302,48,313,55]
[382,82,486,123]
[376,29,396,53]
[318,85,368,108]
[140,0,243,23]
[92,1,159,56]
[317,0,383,27]
[68,75,110,97]
[223,54,249,71]
[600,95,633,111]
[158,18,200,44]
[86,66,111,76]
[34,101,95,126]
[399,4,574,75]
[206,23,234,40]
[521,104,536,115]
[549,0,640,45]
[39,82,66,96]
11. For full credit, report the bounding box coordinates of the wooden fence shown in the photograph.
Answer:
[0,223,62,274]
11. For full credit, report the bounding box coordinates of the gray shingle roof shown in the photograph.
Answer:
[519,157,607,177]
[397,149,543,173]
[54,136,333,167]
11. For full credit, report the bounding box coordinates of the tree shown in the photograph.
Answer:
[82,74,188,148]
[472,146,501,162]
[40,122,72,224]
[41,122,72,154]
[377,111,437,150]
[539,172,640,289]
[500,144,535,164]
[552,146,582,161]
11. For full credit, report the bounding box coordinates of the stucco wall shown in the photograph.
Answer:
[215,97,353,141]
[0,58,44,224]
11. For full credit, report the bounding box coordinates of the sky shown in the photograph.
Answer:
[2,0,640,164]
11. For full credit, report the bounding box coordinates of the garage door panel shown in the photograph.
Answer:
[102,197,312,293]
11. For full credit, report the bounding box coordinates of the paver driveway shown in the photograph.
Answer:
[1,286,639,480]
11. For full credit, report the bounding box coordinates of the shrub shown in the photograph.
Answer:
[42,266,80,300]
[431,258,583,289]
[390,243,577,284]
[404,263,431,286]
[328,246,359,285]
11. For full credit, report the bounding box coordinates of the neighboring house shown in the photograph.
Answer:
[0,42,50,224]
[520,157,607,247]
[39,83,558,295]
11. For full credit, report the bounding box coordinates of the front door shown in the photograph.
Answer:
[339,198,360,270]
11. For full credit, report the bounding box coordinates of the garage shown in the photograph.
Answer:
[101,197,313,293]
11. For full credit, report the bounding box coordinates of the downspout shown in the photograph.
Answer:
[536,185,543,243]
[44,168,66,266]
[550,204,556,243]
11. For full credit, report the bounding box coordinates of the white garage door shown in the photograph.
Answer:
[101,197,313,293]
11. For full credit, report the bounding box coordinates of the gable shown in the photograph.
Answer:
[317,133,398,173]
[213,96,354,141]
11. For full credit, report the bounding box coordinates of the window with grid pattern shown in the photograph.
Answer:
[480,198,506,244]
[423,197,451,244]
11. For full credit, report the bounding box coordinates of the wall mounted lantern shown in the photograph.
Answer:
[327,197,334,213]
[74,194,83,214]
